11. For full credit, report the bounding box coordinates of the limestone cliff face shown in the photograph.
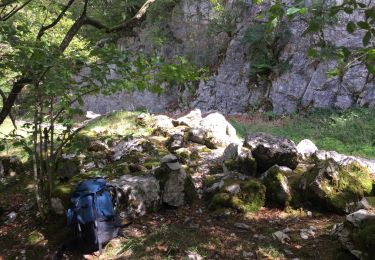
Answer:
[83,0,374,114]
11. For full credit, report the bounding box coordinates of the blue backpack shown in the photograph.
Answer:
[65,177,120,254]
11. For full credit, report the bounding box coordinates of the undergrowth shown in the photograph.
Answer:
[230,108,375,159]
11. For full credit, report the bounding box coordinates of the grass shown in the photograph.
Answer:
[229,108,375,159]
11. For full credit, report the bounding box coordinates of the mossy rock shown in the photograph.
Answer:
[351,218,375,259]
[295,159,373,214]
[237,147,257,176]
[209,178,265,213]
[262,165,292,208]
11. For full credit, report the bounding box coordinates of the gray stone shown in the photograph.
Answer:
[200,112,240,148]
[245,132,298,172]
[175,109,202,128]
[110,175,161,216]
[51,197,65,215]
[155,154,196,207]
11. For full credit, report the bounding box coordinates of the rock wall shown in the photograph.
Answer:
[83,0,374,114]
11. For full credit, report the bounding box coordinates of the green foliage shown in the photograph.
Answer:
[230,108,375,159]
[270,0,375,76]
[243,23,290,77]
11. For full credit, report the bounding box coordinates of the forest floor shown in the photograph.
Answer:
[1,108,374,259]
[0,172,354,260]
[0,177,351,259]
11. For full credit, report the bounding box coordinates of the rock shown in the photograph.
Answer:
[296,159,373,213]
[110,174,161,217]
[6,211,17,223]
[187,251,203,260]
[86,111,101,119]
[87,140,109,152]
[222,146,257,176]
[0,156,22,177]
[208,178,265,213]
[189,127,206,144]
[300,227,315,240]
[200,112,240,149]
[221,143,242,161]
[136,113,149,126]
[155,154,197,207]
[56,156,80,179]
[273,230,290,243]
[167,133,185,152]
[312,150,375,175]
[244,132,299,173]
[296,139,318,160]
[175,109,202,128]
[262,165,293,208]
[242,251,254,258]
[152,115,175,136]
[51,197,65,215]
[346,209,375,227]
[225,183,241,194]
[332,209,375,259]
[234,222,251,230]
[111,138,156,161]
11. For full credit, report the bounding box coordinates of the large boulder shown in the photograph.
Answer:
[261,165,293,208]
[174,109,202,128]
[296,139,318,161]
[296,159,373,214]
[332,209,375,259]
[312,150,375,175]
[199,112,240,149]
[110,174,161,217]
[244,132,299,173]
[207,178,266,213]
[154,154,197,207]
[0,155,22,177]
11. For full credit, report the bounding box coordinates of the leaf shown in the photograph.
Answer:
[363,31,372,46]
[344,7,353,14]
[357,21,371,30]
[0,144,5,152]
[346,22,356,34]
[303,21,321,35]
[366,63,375,75]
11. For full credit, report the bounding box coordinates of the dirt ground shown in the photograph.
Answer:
[0,178,353,260]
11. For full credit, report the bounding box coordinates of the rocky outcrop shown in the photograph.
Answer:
[81,0,374,115]
[244,132,299,173]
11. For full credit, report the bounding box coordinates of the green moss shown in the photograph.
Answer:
[224,159,238,171]
[365,196,375,207]
[351,218,375,259]
[208,179,265,213]
[184,176,197,204]
[27,231,44,246]
[204,175,219,189]
[262,166,291,208]
[295,160,373,213]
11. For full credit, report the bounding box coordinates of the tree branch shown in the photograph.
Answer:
[37,0,75,40]
[108,0,156,33]
[0,88,16,129]
[0,0,32,21]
